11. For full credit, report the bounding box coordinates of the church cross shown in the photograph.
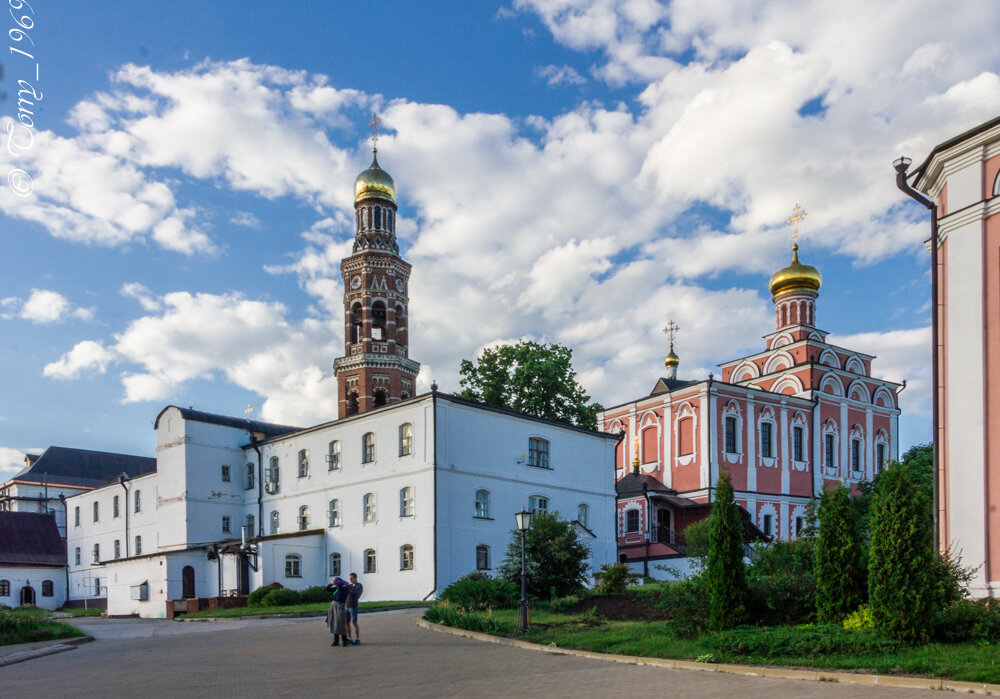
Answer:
[369,111,381,152]
[245,404,254,419]
[663,320,680,346]
[786,204,808,246]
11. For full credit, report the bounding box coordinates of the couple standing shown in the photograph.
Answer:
[326,572,363,647]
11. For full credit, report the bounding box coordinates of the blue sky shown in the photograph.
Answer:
[1,0,998,476]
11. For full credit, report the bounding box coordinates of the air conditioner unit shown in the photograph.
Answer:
[265,482,279,495]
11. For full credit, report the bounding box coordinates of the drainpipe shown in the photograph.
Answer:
[614,430,625,568]
[59,494,69,603]
[642,481,650,578]
[431,384,439,600]
[251,438,263,543]
[119,475,130,558]
[893,157,940,549]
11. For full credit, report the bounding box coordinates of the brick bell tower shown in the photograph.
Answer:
[333,114,420,418]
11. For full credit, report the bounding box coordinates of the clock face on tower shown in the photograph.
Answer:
[395,278,404,292]
[351,275,362,290]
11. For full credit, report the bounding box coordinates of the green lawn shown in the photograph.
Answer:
[424,606,1000,685]
[0,607,85,646]
[181,600,430,619]
[54,607,105,617]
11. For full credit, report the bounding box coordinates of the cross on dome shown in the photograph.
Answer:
[786,204,807,248]
[663,320,680,346]
[369,111,381,153]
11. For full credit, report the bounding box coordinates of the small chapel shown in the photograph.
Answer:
[599,207,902,576]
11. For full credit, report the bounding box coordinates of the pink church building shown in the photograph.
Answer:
[905,115,1000,598]
[598,233,902,574]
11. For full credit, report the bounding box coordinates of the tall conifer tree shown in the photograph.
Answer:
[814,483,865,622]
[707,471,747,630]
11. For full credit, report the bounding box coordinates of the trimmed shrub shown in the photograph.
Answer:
[594,562,639,594]
[424,602,510,635]
[746,573,816,626]
[815,483,866,623]
[843,604,874,631]
[931,599,1000,643]
[868,460,937,641]
[261,588,301,607]
[653,578,711,637]
[247,583,284,607]
[439,572,518,610]
[706,472,747,630]
[711,623,901,659]
[297,585,334,604]
[498,511,590,599]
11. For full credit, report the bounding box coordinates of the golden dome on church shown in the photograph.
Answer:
[664,347,679,369]
[769,245,822,298]
[355,153,396,204]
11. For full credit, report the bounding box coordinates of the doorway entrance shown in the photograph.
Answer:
[237,555,250,596]
[182,566,195,598]
[19,585,35,605]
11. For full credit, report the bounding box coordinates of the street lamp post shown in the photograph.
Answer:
[515,507,533,635]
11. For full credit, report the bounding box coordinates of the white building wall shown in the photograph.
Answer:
[0,566,66,610]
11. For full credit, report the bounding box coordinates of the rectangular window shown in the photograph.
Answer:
[221,465,231,482]
[222,516,232,533]
[134,490,141,513]
[400,545,414,571]
[724,416,737,454]
[285,555,301,578]
[114,540,121,559]
[793,426,804,461]
[298,450,309,478]
[400,487,414,517]
[267,457,280,483]
[329,553,341,577]
[795,517,804,536]
[476,545,490,571]
[852,439,862,472]
[113,495,120,519]
[327,441,341,470]
[399,423,413,456]
[760,422,773,458]
[74,506,80,527]
[625,509,640,533]
[824,434,835,468]
[876,444,886,474]
[328,499,341,527]
[93,501,99,522]
[362,433,375,463]
[763,514,773,537]
[528,438,550,468]
[528,495,549,513]
[475,490,490,519]
[364,549,377,574]
[92,544,100,563]
[94,578,101,596]
[135,536,142,556]
[246,463,255,490]
[74,547,81,565]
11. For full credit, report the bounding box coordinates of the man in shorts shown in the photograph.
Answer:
[345,572,364,645]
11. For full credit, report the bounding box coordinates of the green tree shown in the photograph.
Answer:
[457,341,602,429]
[814,483,866,622]
[868,459,937,641]
[706,472,747,630]
[498,511,590,599]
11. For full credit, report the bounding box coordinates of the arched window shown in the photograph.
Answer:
[328,499,341,527]
[851,437,863,473]
[528,437,550,468]
[625,509,640,533]
[268,456,280,484]
[374,206,382,229]
[577,503,589,527]
[760,420,775,459]
[400,544,414,571]
[395,304,406,345]
[373,389,388,407]
[824,429,838,471]
[135,490,142,513]
[640,425,657,463]
[399,486,414,517]
[476,544,490,571]
[298,449,309,478]
[113,495,120,518]
[994,170,1000,197]
[792,425,805,462]
[74,506,79,527]
[350,303,362,344]
[93,501,99,522]
[475,489,490,518]
[347,392,359,416]
[42,580,53,597]
[135,535,142,556]
[677,417,694,455]
[528,495,549,513]
[285,554,301,578]
[0,579,9,596]
[362,432,375,463]
[371,301,387,341]
[363,493,376,522]
[74,547,80,565]
[114,539,121,559]
[329,552,341,577]
[327,440,341,470]
[399,422,413,456]
[270,510,280,535]
[298,505,310,530]
[364,548,377,573]
[246,514,255,538]
[246,463,255,489]
[724,415,739,454]
[92,543,100,563]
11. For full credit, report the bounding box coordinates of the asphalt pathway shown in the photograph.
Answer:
[1,609,929,697]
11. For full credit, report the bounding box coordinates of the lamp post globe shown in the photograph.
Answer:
[515,508,533,634]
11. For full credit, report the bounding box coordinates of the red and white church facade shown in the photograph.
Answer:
[599,226,902,573]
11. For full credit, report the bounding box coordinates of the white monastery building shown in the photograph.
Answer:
[55,135,618,617]
[905,114,1000,598]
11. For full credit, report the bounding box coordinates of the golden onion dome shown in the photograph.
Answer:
[354,153,396,204]
[664,346,680,369]
[769,245,822,298]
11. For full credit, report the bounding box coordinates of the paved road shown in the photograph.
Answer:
[1,610,928,698]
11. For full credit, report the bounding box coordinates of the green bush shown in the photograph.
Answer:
[424,602,510,635]
[498,511,590,599]
[297,585,334,604]
[706,472,747,630]
[547,594,582,613]
[750,538,814,579]
[653,578,711,637]
[247,582,284,607]
[261,588,301,607]
[593,562,639,594]
[711,624,901,659]
[931,599,1000,643]
[439,572,518,610]
[815,483,866,623]
[869,460,937,641]
[746,573,816,626]
[843,605,874,631]
[931,549,978,606]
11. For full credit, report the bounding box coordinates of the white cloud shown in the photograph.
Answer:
[0,447,29,481]
[536,64,587,85]
[230,211,262,228]
[120,283,162,311]
[43,340,116,379]
[2,289,95,324]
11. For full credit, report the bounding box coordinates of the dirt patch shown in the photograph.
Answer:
[566,594,672,622]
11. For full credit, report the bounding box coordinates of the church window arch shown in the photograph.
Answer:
[822,419,839,472]
[849,424,865,474]
[395,304,406,345]
[347,392,359,416]
[350,303,362,344]
[732,362,759,382]
[873,387,895,409]
[780,304,788,327]
[722,401,742,457]
[847,380,871,404]
[758,407,777,461]
[623,504,641,534]
[639,411,659,464]
[764,350,794,375]
[674,403,697,460]
[845,355,866,375]
[772,375,804,395]
[994,169,1000,197]
[791,412,808,465]
[820,374,845,396]
[373,388,388,407]
[770,332,794,348]
[374,206,382,229]
[758,503,778,539]
[819,350,840,369]
[371,301,387,341]
[791,504,807,538]
[874,429,889,474]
